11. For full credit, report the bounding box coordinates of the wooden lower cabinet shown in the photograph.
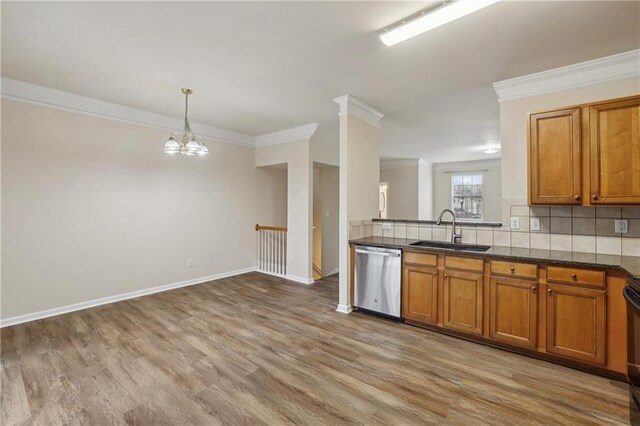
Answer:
[442,269,484,335]
[398,250,625,376]
[489,276,538,348]
[402,263,438,325]
[545,283,607,365]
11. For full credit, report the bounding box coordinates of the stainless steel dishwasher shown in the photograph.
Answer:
[354,245,402,319]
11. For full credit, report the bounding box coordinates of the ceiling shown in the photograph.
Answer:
[2,1,639,163]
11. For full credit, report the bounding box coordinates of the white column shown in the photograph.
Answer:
[418,159,434,220]
[334,95,384,313]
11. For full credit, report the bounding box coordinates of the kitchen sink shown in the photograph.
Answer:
[409,240,491,252]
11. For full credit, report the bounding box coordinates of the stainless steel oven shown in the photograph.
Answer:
[624,279,640,411]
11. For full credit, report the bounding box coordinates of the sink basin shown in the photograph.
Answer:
[409,240,491,252]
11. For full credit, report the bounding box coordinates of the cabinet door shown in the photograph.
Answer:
[443,270,484,335]
[402,264,438,324]
[546,284,606,365]
[529,108,582,204]
[589,97,640,204]
[489,277,538,348]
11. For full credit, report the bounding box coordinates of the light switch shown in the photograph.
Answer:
[510,217,520,230]
[325,211,330,218]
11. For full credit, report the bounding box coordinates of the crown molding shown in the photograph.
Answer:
[380,158,419,170]
[493,49,640,102]
[333,95,384,128]
[0,77,255,147]
[433,158,501,171]
[254,122,319,148]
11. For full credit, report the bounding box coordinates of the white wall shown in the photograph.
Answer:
[500,77,640,203]
[380,165,418,219]
[433,159,502,222]
[1,99,287,320]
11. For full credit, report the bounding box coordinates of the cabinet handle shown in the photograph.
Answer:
[444,274,448,277]
[574,195,581,201]
[547,288,552,294]
[433,271,438,276]
[510,266,515,273]
[531,286,537,291]
[571,273,577,281]
[592,194,599,201]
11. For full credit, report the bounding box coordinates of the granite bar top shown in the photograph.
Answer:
[372,218,503,227]
[350,236,640,280]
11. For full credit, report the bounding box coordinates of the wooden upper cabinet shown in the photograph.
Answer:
[442,269,484,335]
[402,263,438,325]
[545,284,606,365]
[589,97,640,204]
[529,108,582,204]
[489,277,538,349]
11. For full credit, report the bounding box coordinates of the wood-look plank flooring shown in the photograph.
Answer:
[1,272,638,425]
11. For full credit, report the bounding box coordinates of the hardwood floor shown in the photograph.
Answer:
[1,272,638,425]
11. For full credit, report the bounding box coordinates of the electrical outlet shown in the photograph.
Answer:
[530,217,541,232]
[187,258,194,268]
[510,217,520,230]
[325,211,330,218]
[382,223,392,230]
[615,219,628,234]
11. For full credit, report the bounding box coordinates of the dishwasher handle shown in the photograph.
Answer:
[355,249,401,257]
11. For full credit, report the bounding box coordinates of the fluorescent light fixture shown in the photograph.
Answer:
[379,0,501,47]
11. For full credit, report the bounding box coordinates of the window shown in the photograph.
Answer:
[451,174,483,221]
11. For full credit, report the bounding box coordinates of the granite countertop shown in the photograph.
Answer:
[350,236,640,280]
[372,218,502,227]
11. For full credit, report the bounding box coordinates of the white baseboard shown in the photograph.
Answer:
[327,267,340,276]
[286,274,315,285]
[0,267,255,328]
[336,304,353,314]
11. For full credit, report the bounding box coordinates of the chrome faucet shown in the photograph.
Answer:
[436,209,462,244]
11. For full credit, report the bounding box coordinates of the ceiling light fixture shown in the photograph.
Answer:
[379,0,501,47]
[483,146,501,154]
[163,88,209,156]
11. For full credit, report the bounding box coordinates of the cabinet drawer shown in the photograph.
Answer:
[445,256,483,272]
[546,266,605,288]
[404,251,437,266]
[491,261,538,279]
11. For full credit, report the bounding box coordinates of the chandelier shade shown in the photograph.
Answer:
[163,88,209,156]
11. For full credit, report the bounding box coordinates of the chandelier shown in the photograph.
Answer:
[163,88,209,156]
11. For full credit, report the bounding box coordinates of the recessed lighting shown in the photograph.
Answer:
[483,147,500,154]
[379,0,501,47]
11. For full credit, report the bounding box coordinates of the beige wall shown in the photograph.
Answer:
[256,166,287,228]
[319,166,339,276]
[1,100,285,320]
[433,159,502,222]
[500,77,640,202]
[313,166,322,273]
[256,139,313,282]
[380,165,419,219]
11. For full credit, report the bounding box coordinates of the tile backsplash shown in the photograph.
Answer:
[357,204,640,257]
